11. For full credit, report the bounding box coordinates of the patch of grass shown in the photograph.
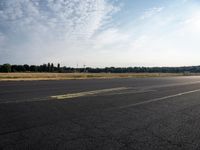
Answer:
[0,72,189,81]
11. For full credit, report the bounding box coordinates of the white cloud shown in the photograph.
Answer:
[1,0,200,67]
[180,11,200,33]
[93,28,129,49]
[0,0,117,40]
[141,7,164,20]
[122,4,200,67]
[0,0,119,65]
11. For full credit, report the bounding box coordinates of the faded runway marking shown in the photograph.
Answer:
[102,89,156,96]
[0,97,50,104]
[51,87,130,100]
[117,88,200,109]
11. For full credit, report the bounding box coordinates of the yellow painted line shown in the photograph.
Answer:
[51,87,130,100]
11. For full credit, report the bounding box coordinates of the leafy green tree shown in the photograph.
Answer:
[50,63,54,72]
[57,63,60,69]
[2,64,11,72]
[30,65,37,72]
[47,63,51,72]
[24,64,30,71]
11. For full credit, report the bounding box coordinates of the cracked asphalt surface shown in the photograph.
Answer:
[1,76,200,149]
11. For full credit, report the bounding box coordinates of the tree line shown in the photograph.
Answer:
[0,63,61,73]
[1,63,200,73]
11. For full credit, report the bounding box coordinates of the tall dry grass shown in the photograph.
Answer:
[0,72,185,81]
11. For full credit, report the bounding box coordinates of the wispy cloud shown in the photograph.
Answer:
[1,0,200,67]
[125,2,200,67]
[0,0,117,41]
[140,7,164,20]
[0,0,119,64]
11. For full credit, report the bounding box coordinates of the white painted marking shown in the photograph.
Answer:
[137,81,200,91]
[118,88,200,109]
[103,89,156,96]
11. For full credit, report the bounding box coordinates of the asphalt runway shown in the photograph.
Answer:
[1,76,200,149]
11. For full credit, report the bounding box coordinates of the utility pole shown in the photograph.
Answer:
[76,63,79,73]
[83,64,86,73]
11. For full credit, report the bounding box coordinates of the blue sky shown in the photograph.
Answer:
[0,0,200,67]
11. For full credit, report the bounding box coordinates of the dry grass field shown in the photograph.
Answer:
[0,72,186,81]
